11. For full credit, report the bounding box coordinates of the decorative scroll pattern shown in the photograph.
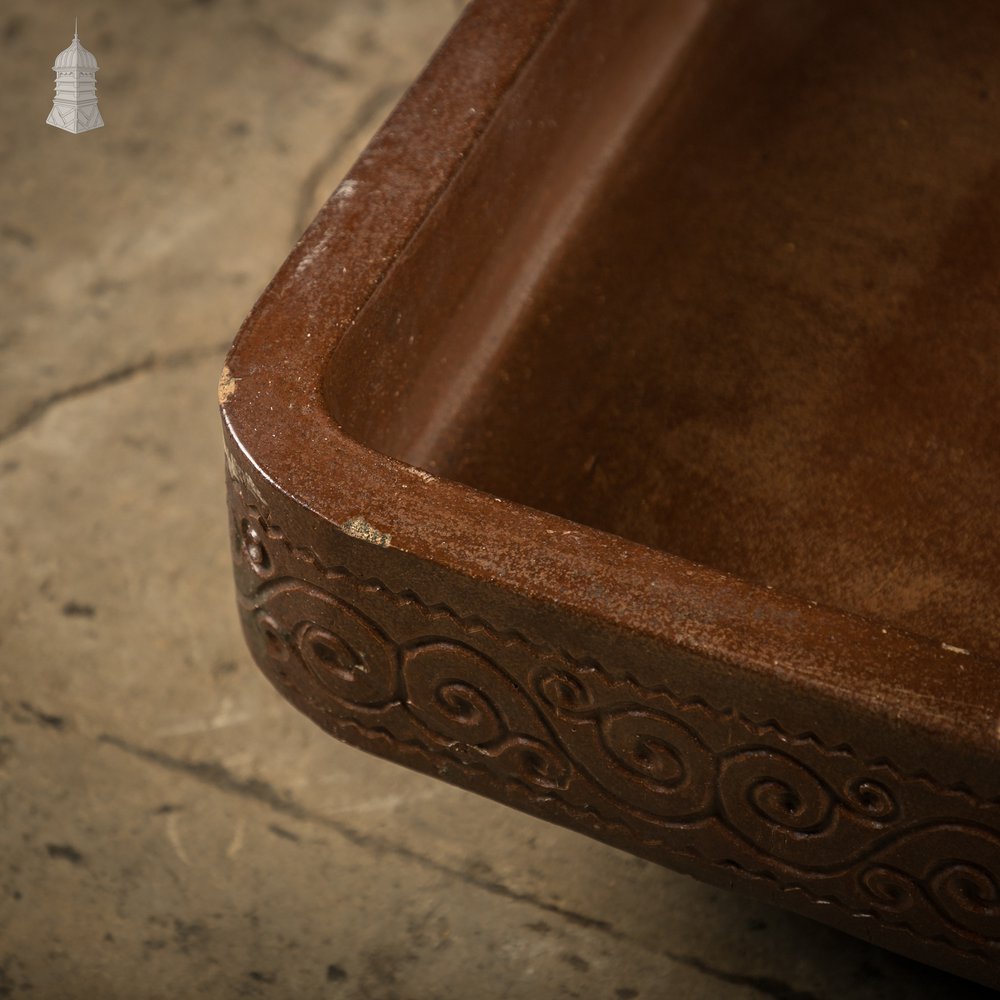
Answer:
[228,492,1000,967]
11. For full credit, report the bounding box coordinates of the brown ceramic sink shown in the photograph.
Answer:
[221,0,1000,986]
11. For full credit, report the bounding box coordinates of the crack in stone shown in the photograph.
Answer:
[98,732,831,999]
[98,732,615,933]
[661,950,824,1000]
[1,224,35,249]
[291,81,405,243]
[251,21,352,82]
[0,341,231,447]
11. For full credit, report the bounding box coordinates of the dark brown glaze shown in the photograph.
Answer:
[222,0,1000,986]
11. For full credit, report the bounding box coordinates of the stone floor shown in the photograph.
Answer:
[0,2,994,998]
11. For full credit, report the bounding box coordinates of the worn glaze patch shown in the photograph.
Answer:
[218,365,238,405]
[341,515,391,547]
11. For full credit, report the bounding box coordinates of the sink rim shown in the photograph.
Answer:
[220,0,1000,778]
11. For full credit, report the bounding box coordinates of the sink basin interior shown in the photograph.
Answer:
[326,0,1000,662]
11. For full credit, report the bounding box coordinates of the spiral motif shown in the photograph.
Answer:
[718,750,835,858]
[250,610,290,661]
[577,710,715,819]
[239,518,272,577]
[401,642,511,747]
[603,713,686,786]
[844,778,898,822]
[426,679,504,746]
[537,670,594,714]
[859,865,920,913]
[753,778,828,830]
[853,824,1000,941]
[861,858,1000,941]
[928,861,1000,939]
[495,739,572,790]
[295,606,398,706]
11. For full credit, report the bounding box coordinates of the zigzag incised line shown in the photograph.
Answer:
[228,486,1000,964]
[238,504,990,804]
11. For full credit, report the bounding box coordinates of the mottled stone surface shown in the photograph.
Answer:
[0,2,993,998]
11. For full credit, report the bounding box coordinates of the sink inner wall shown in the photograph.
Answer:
[327,0,1000,661]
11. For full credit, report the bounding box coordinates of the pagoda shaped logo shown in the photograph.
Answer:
[46,20,104,134]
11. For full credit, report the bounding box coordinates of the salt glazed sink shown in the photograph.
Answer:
[220,0,1000,986]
